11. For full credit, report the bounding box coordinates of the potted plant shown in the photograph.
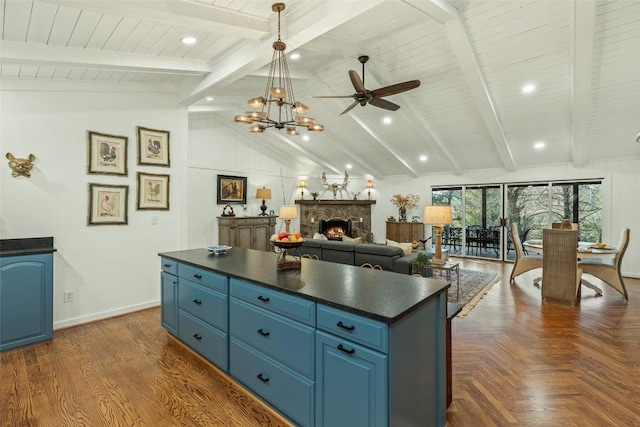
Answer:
[310,192,319,200]
[412,252,432,275]
[390,193,420,222]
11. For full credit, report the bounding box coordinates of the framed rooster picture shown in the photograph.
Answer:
[87,131,128,176]
[137,126,170,167]
[136,172,170,210]
[87,183,129,225]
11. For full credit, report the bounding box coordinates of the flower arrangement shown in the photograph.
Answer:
[390,194,420,210]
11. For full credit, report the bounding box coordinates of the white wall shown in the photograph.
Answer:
[0,83,188,328]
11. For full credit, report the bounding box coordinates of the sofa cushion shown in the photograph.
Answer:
[386,239,413,256]
[355,243,403,257]
[299,239,323,259]
[341,235,362,244]
[322,240,356,265]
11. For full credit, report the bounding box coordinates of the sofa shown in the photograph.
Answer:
[298,239,428,275]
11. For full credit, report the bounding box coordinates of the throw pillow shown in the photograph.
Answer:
[386,239,412,256]
[342,235,362,244]
[313,233,328,240]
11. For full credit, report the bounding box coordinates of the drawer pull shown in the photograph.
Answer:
[337,344,355,355]
[193,274,202,279]
[163,263,171,267]
[257,295,270,303]
[337,321,355,331]
[257,373,270,383]
[257,329,270,337]
[193,334,202,341]
[193,299,202,305]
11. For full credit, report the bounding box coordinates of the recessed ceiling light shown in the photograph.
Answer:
[534,141,545,149]
[302,135,310,141]
[383,117,392,124]
[181,36,197,45]
[205,96,213,101]
[522,84,536,94]
[290,53,300,60]
[419,155,427,162]
[346,164,352,170]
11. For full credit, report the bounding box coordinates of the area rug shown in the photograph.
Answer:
[431,269,501,317]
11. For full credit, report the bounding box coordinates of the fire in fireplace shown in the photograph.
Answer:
[319,218,352,240]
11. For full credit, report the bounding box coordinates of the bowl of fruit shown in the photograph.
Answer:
[270,231,304,249]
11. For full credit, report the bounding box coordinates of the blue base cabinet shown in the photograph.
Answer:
[160,258,178,335]
[0,253,53,351]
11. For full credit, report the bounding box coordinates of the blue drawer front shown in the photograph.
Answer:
[179,279,227,331]
[160,258,178,276]
[178,310,228,371]
[179,264,227,293]
[230,337,314,427]
[230,278,315,326]
[230,298,314,378]
[317,305,389,353]
[316,331,388,427]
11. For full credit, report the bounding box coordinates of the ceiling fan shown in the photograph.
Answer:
[314,55,421,115]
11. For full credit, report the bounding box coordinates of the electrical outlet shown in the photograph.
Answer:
[151,216,159,225]
[64,291,74,303]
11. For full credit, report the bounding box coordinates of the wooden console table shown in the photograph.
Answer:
[386,221,424,243]
[217,216,276,251]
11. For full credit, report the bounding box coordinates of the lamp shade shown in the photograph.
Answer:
[279,205,297,220]
[366,179,374,189]
[256,187,271,200]
[423,205,452,225]
[299,180,307,189]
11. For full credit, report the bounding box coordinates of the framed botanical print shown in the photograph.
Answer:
[217,174,247,205]
[87,183,129,225]
[87,131,128,176]
[137,172,170,210]
[137,126,170,167]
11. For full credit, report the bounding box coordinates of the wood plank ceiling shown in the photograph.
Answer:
[1,0,638,178]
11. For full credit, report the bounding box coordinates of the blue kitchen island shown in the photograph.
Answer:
[159,247,448,427]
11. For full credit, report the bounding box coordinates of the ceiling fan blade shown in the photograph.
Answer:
[371,80,421,98]
[340,101,360,115]
[349,70,366,94]
[369,97,400,111]
[312,95,353,98]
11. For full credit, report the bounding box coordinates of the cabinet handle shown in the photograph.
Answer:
[257,295,270,303]
[163,263,171,267]
[337,344,355,355]
[257,373,270,383]
[193,334,202,341]
[257,329,270,337]
[193,299,202,305]
[336,321,355,331]
[173,281,177,285]
[193,274,202,279]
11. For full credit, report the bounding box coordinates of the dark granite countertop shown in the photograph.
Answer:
[0,237,56,257]
[159,247,449,324]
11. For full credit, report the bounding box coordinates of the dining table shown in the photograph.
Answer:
[523,239,618,296]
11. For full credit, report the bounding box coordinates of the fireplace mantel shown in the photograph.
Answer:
[295,199,376,240]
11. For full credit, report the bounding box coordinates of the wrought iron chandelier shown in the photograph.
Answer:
[233,3,323,135]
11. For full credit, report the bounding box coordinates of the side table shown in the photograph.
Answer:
[425,261,460,301]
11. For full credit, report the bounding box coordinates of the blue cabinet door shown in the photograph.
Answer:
[316,331,388,427]
[161,271,178,335]
[0,254,53,351]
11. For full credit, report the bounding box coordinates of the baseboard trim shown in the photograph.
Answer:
[53,300,160,330]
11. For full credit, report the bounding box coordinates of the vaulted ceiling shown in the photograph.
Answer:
[1,0,639,178]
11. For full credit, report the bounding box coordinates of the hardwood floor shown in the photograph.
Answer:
[1,260,638,426]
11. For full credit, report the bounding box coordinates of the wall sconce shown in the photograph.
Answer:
[423,205,453,265]
[299,180,307,199]
[366,179,374,200]
[256,187,271,216]
[279,205,297,234]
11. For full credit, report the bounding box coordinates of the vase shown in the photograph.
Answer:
[399,206,407,222]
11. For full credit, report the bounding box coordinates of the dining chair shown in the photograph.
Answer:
[579,227,629,300]
[541,229,582,305]
[360,263,383,270]
[509,223,543,284]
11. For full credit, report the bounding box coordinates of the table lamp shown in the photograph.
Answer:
[279,205,297,234]
[256,187,271,216]
[299,180,307,199]
[423,205,452,265]
[366,179,374,200]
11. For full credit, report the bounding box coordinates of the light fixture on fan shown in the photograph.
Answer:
[234,3,323,135]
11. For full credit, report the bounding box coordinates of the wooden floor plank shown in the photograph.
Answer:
[1,258,639,426]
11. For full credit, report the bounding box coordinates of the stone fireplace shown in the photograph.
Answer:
[295,200,375,241]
